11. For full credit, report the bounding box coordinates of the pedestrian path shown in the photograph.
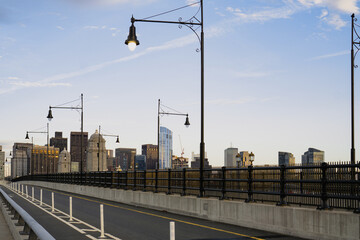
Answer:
[0,206,13,240]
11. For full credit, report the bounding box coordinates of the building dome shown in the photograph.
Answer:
[89,130,105,143]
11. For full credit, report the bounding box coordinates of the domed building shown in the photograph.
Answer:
[58,148,71,173]
[86,130,107,172]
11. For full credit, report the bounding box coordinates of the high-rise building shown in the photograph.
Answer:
[0,146,5,180]
[50,132,67,151]
[237,151,251,168]
[70,131,88,172]
[135,155,146,170]
[142,144,158,170]
[106,150,116,171]
[31,145,60,174]
[190,152,211,169]
[301,148,324,165]
[172,155,188,169]
[115,148,136,170]
[11,143,32,179]
[86,130,107,172]
[224,147,238,167]
[278,152,295,166]
[159,126,173,169]
[58,149,71,173]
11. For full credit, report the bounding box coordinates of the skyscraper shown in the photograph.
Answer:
[70,131,88,172]
[301,148,324,165]
[224,147,238,167]
[159,126,172,169]
[115,148,136,170]
[0,146,5,180]
[135,155,146,170]
[50,131,67,151]
[142,144,158,170]
[278,152,295,166]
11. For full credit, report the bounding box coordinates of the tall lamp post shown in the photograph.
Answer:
[97,125,120,171]
[125,1,204,196]
[25,123,49,174]
[351,14,360,182]
[47,94,84,182]
[157,99,190,169]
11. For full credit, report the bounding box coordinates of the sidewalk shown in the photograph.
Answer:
[0,207,13,240]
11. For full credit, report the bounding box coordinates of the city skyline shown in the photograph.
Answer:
[1,0,359,167]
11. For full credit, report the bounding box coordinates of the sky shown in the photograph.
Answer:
[0,0,359,167]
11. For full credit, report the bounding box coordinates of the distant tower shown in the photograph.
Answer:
[224,147,238,167]
[301,148,324,165]
[86,130,107,172]
[70,131,88,172]
[142,144,158,170]
[278,152,295,166]
[50,132,67,151]
[159,126,173,169]
[58,148,71,173]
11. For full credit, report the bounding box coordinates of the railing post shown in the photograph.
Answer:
[117,171,120,189]
[125,170,128,190]
[300,171,303,194]
[167,169,171,195]
[133,169,137,191]
[317,162,330,210]
[110,171,113,188]
[155,169,158,193]
[181,168,186,196]
[277,165,288,206]
[245,165,255,203]
[220,167,227,200]
[143,170,147,192]
[354,164,360,213]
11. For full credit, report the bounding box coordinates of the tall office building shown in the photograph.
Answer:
[224,147,238,167]
[159,126,172,169]
[135,155,146,170]
[190,152,211,169]
[115,148,136,170]
[106,150,116,171]
[31,145,60,174]
[86,130,107,172]
[70,131,88,172]
[11,143,32,179]
[301,148,324,165]
[0,146,5,180]
[237,151,251,168]
[278,152,295,166]
[142,144,158,170]
[50,132,67,151]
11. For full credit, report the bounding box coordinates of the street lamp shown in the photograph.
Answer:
[47,94,84,182]
[125,1,204,195]
[25,123,49,174]
[249,152,255,166]
[97,125,120,171]
[157,99,190,169]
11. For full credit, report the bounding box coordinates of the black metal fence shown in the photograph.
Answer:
[13,162,360,212]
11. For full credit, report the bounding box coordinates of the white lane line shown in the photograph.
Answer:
[6,185,121,240]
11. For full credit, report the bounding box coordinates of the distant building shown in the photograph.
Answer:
[172,155,188,169]
[159,126,173,169]
[58,148,71,173]
[142,144,158,170]
[11,143,33,178]
[4,159,11,178]
[302,148,324,165]
[70,131,88,172]
[278,152,295,166]
[50,132,67,151]
[116,148,136,170]
[224,147,238,167]
[86,130,107,172]
[31,145,60,174]
[237,151,251,168]
[190,152,211,169]
[106,150,116,171]
[135,155,146,170]
[0,146,4,180]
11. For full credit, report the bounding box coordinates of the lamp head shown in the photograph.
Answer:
[184,115,190,128]
[249,152,255,161]
[25,132,29,139]
[47,108,53,121]
[116,136,120,143]
[125,20,139,51]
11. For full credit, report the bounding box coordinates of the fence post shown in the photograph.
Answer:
[317,162,330,210]
[134,169,137,191]
[181,168,186,196]
[124,170,128,190]
[155,169,158,193]
[245,165,255,203]
[277,165,288,206]
[117,171,120,189]
[32,187,34,201]
[354,164,360,213]
[220,167,227,200]
[300,171,303,194]
[143,170,147,192]
[110,171,113,188]
[40,189,43,206]
[166,169,171,195]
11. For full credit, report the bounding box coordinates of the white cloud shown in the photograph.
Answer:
[56,26,64,30]
[8,77,19,80]
[298,0,359,14]
[9,81,71,87]
[186,0,199,7]
[309,50,348,60]
[84,25,100,30]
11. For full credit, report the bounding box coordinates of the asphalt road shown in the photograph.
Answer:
[1,184,305,240]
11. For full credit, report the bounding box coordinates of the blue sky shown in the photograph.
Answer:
[0,0,359,166]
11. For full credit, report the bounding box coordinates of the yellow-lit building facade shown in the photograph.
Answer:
[31,145,59,174]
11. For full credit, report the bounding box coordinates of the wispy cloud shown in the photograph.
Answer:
[308,50,348,61]
[56,26,64,30]
[84,25,120,36]
[7,76,19,80]
[9,81,71,87]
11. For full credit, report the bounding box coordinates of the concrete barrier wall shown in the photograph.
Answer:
[20,181,359,240]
